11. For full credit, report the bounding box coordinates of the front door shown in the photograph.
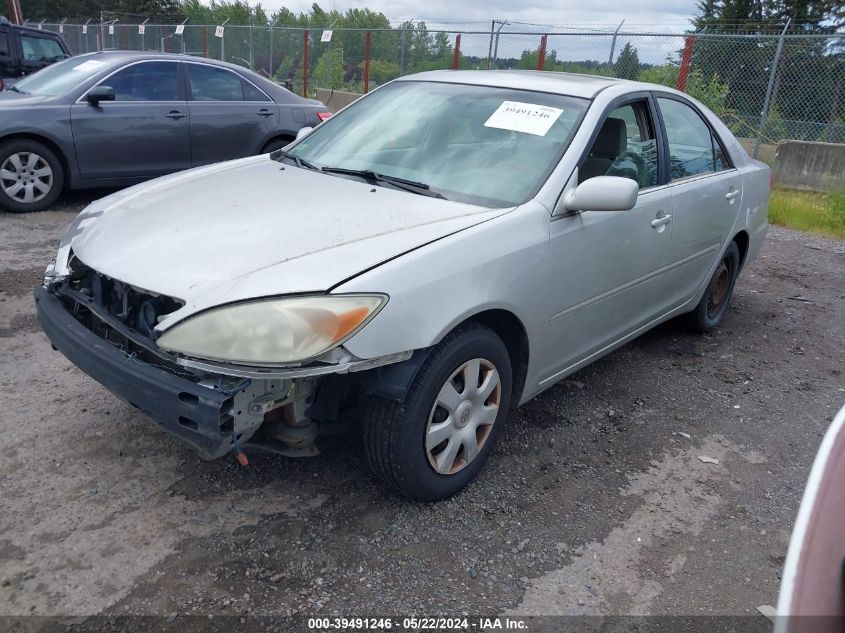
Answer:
[184,62,280,166]
[541,98,676,385]
[71,60,191,180]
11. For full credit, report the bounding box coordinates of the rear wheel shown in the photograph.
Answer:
[687,241,740,333]
[0,139,64,213]
[261,137,294,154]
[362,323,512,501]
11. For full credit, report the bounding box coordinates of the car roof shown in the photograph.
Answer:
[71,50,257,73]
[397,70,633,99]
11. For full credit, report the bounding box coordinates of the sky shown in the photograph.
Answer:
[255,0,701,31]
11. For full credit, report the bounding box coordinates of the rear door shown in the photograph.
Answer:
[656,95,743,305]
[71,60,191,179]
[185,62,280,166]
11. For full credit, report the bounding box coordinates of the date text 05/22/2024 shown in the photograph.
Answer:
[307,617,529,630]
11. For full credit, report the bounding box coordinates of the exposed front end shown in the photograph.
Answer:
[35,258,411,460]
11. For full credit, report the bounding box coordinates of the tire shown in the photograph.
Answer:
[363,323,513,501]
[261,137,294,154]
[687,241,741,333]
[0,139,64,213]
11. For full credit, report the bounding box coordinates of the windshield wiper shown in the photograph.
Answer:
[270,149,320,171]
[320,167,446,199]
[8,85,28,94]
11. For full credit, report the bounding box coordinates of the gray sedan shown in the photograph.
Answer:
[0,51,328,212]
[37,71,770,500]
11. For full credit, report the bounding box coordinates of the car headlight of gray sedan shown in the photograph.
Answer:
[35,68,771,502]
[157,295,385,365]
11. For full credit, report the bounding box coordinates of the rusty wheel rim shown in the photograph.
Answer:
[707,258,731,319]
[425,358,501,475]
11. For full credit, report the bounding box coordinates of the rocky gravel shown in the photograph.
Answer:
[0,196,843,632]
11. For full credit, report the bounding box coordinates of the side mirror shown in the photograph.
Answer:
[564,175,639,213]
[87,85,115,105]
[295,126,313,140]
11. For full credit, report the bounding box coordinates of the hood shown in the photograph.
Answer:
[68,156,507,328]
[0,91,57,106]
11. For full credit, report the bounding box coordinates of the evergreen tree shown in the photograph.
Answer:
[614,43,640,79]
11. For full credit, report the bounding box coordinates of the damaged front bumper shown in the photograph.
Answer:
[35,284,238,459]
[35,283,413,460]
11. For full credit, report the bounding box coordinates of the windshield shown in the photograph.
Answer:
[289,81,588,207]
[13,56,113,97]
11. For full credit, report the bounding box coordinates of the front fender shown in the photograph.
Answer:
[335,202,550,401]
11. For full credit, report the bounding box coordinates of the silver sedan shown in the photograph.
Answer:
[36,70,770,500]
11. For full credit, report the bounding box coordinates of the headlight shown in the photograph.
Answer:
[157,295,386,365]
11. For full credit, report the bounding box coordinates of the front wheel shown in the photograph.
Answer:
[687,241,740,333]
[363,323,512,501]
[0,139,64,213]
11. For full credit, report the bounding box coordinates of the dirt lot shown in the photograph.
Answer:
[1,194,843,631]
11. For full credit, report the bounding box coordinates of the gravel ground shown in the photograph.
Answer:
[0,194,843,631]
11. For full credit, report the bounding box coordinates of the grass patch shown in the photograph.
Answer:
[769,188,845,239]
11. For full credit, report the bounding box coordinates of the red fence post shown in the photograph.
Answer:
[202,27,208,57]
[677,36,696,92]
[452,33,461,69]
[364,31,372,93]
[303,29,309,97]
[537,34,547,71]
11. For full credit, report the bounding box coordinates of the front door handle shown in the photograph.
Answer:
[651,214,673,228]
[257,109,274,117]
[725,188,741,201]
[165,110,186,119]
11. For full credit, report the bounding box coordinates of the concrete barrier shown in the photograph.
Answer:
[315,88,362,113]
[773,141,845,192]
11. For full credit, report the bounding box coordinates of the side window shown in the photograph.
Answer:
[188,64,244,101]
[658,97,716,181]
[581,100,658,189]
[20,36,65,63]
[0,32,9,58]
[242,79,271,102]
[102,62,180,101]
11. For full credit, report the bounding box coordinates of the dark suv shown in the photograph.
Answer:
[0,17,70,90]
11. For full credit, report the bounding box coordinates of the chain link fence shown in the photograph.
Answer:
[33,21,845,158]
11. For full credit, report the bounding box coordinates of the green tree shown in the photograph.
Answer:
[614,43,640,79]
[313,48,343,89]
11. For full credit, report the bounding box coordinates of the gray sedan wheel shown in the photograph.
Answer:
[0,140,64,213]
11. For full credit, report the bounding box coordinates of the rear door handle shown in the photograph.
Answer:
[725,189,741,201]
[651,214,673,228]
[257,109,274,117]
[165,110,186,120]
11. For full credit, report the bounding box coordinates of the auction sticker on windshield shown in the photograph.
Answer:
[484,101,563,136]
